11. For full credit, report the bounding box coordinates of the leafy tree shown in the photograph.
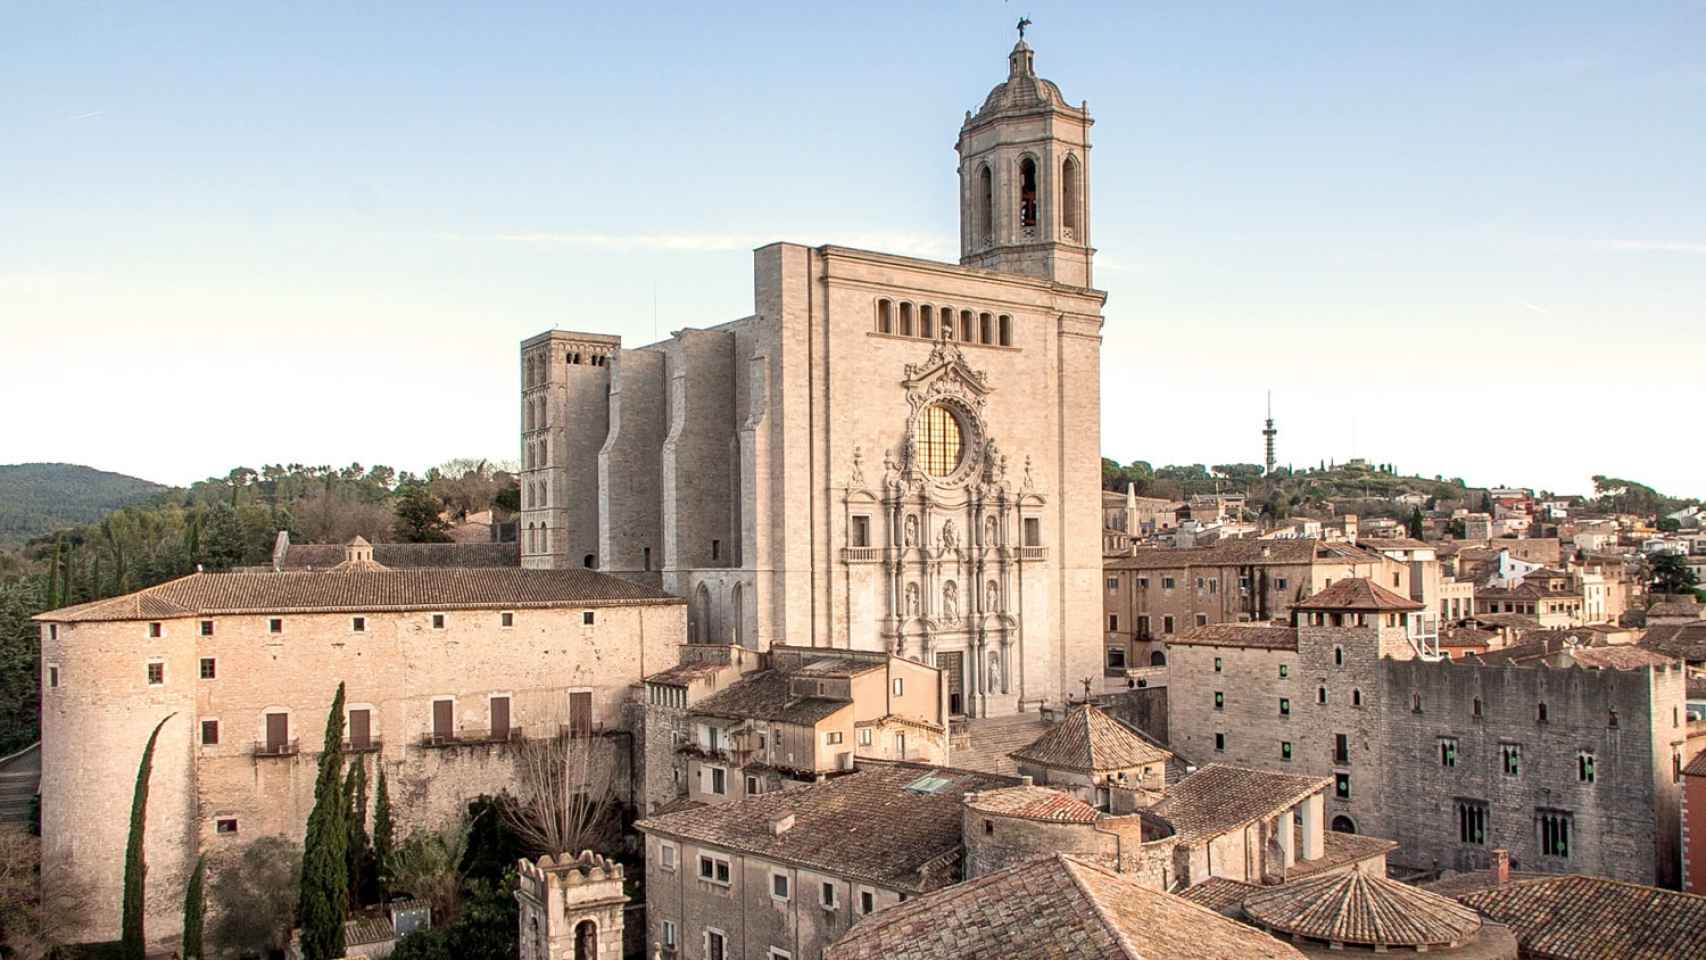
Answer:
[123,713,176,960]
[387,818,475,925]
[182,854,205,960]
[373,766,395,895]
[297,684,349,960]
[1407,507,1424,539]
[1651,554,1701,596]
[1479,492,1493,514]
[0,577,47,755]
[444,874,520,960]
[1446,518,1467,539]
[389,927,452,960]
[208,835,301,958]
[1658,517,1682,533]
[198,502,246,571]
[393,487,452,543]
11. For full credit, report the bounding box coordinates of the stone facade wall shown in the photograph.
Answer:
[1089,686,1169,746]
[521,330,616,570]
[600,347,667,587]
[39,599,682,947]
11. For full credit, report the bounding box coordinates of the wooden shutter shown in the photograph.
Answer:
[265,713,289,752]
[569,691,592,735]
[349,709,371,750]
[490,696,510,741]
[433,700,454,741]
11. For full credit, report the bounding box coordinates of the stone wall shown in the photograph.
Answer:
[600,348,667,586]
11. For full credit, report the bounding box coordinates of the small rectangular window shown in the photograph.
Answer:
[1214,691,1224,710]
[1335,734,1349,764]
[1108,614,1118,631]
[1440,738,1458,767]
[662,920,677,947]
[431,613,445,629]
[660,843,677,871]
[1023,517,1041,547]
[1215,732,1226,752]
[859,889,875,915]
[48,664,60,688]
[1106,577,1118,591]
[851,517,871,548]
[772,873,790,900]
[1279,698,1290,716]
[1335,772,1351,799]
[199,658,216,680]
[1579,752,1596,783]
[1214,657,1223,673]
[583,611,595,626]
[146,662,165,685]
[500,611,514,628]
[746,775,761,795]
[1163,615,1175,634]
[1281,741,1292,761]
[201,719,220,745]
[199,620,214,637]
[711,766,727,796]
[825,731,844,745]
[1279,664,1289,678]
[215,818,238,834]
[1503,744,1521,777]
[148,622,162,638]
[821,881,836,908]
[1163,576,1176,590]
[893,678,904,696]
[351,617,365,633]
[1195,613,1208,627]
[269,618,283,634]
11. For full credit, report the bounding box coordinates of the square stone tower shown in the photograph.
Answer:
[515,851,628,960]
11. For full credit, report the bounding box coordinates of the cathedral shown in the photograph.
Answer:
[518,37,1107,717]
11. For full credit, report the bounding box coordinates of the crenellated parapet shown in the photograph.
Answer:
[515,851,629,960]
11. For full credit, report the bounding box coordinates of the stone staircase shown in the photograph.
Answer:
[949,714,1055,776]
[0,742,40,825]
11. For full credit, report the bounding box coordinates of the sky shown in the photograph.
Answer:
[2,2,1703,497]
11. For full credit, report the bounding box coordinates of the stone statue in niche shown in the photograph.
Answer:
[986,580,999,612]
[904,515,919,547]
[984,516,997,546]
[987,651,1001,692]
[941,519,957,550]
[850,445,866,487]
[905,582,920,617]
[943,580,959,621]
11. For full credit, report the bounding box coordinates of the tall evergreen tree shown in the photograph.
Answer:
[345,757,372,907]
[297,683,349,960]
[1407,506,1425,539]
[47,534,62,608]
[122,713,176,960]
[182,853,206,960]
[372,766,395,896]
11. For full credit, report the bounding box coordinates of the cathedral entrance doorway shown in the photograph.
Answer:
[937,651,966,716]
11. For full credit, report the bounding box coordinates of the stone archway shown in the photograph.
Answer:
[1331,815,1357,835]
[574,919,596,960]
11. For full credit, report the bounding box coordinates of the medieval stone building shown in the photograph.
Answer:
[519,38,1107,718]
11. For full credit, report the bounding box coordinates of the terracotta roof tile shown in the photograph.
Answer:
[688,669,851,725]
[279,541,519,570]
[39,567,677,622]
[1243,869,1482,948]
[1293,578,1424,611]
[824,854,1306,960]
[1640,623,1706,661]
[1151,765,1330,843]
[1454,875,1706,959]
[635,761,1015,893]
[1177,876,1261,915]
[1683,748,1706,778]
[1169,623,1299,651]
[1284,828,1399,879]
[1008,704,1172,774]
[963,785,1102,824]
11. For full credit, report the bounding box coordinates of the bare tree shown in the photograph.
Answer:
[0,828,94,960]
[499,725,620,859]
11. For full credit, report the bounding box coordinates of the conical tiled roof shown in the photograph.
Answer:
[1243,870,1483,948]
[1009,703,1172,774]
[1292,577,1424,612]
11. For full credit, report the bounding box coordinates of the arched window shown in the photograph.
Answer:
[1317,686,1328,705]
[583,554,595,569]
[979,312,993,344]
[876,299,894,334]
[574,919,597,960]
[920,305,934,339]
[537,398,547,428]
[1352,688,1363,707]
[977,164,994,245]
[1150,650,1167,667]
[1412,691,1423,713]
[899,302,914,337]
[917,404,965,477]
[1473,697,1483,718]
[960,309,975,342]
[538,522,548,554]
[942,308,956,340]
[524,401,534,432]
[1062,155,1082,240]
[1331,815,1357,835]
[694,583,713,645]
[731,583,744,647]
[997,314,1012,347]
[1019,157,1038,230]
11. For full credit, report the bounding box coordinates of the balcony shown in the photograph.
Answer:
[840,547,882,564]
[1018,546,1048,562]
[342,737,384,754]
[418,728,525,748]
[253,739,300,759]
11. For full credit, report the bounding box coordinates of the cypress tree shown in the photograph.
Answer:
[344,757,371,907]
[371,766,394,896]
[47,535,62,608]
[122,713,176,960]
[297,683,349,960]
[182,853,206,960]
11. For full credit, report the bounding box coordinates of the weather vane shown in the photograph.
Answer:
[1017,15,1032,40]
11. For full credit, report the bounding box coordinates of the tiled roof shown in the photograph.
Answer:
[1357,538,1432,550]
[1479,582,1582,601]
[1640,623,1706,661]
[1647,599,1703,619]
[635,761,1015,893]
[1008,704,1172,774]
[1683,748,1706,778]
[342,916,395,947]
[1106,538,1377,571]
[1440,624,1497,646]
[1169,623,1299,651]
[1568,646,1676,670]
[38,567,678,622]
[1293,578,1423,612]
[963,785,1102,824]
[792,657,884,679]
[1244,869,1482,948]
[643,661,730,686]
[1418,869,1548,899]
[279,541,519,570]
[1178,876,1261,915]
[1454,875,1706,959]
[1285,829,1399,879]
[1150,765,1329,843]
[688,669,850,725]
[823,854,1306,960]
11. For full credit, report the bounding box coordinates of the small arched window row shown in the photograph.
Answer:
[873,298,1015,348]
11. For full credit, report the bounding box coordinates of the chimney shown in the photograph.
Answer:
[1019,775,1033,787]
[769,814,795,837]
[1490,848,1510,886]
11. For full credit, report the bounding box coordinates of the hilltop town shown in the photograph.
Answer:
[8,26,1706,960]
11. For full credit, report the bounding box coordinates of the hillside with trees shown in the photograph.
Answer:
[0,459,518,757]
[0,463,170,545]
[1102,457,1473,519]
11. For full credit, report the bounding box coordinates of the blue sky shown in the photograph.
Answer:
[2,2,1702,497]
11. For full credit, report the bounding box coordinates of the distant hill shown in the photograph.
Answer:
[0,463,171,545]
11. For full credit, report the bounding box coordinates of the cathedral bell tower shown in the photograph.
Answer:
[958,36,1095,288]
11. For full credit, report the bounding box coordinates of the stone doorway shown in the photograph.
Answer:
[938,651,966,716]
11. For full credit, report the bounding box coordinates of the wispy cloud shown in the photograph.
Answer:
[1609,239,1706,255]
[1516,299,1549,316]
[67,110,104,121]
[473,230,959,261]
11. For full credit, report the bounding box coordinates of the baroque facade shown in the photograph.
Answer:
[519,39,1106,717]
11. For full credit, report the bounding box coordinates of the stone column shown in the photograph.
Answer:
[1278,811,1296,869]
[1301,793,1325,861]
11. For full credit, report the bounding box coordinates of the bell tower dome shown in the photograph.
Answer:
[957,36,1094,287]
